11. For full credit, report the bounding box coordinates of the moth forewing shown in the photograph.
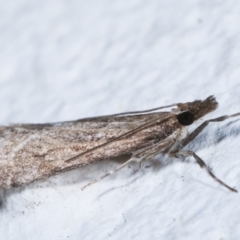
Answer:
[0,95,239,193]
[0,111,178,189]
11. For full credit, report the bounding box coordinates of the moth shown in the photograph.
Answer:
[0,96,239,192]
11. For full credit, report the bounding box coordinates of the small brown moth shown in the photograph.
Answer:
[0,96,239,192]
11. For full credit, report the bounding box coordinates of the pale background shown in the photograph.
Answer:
[1,0,240,239]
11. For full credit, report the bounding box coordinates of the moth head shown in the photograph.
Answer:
[176,95,218,125]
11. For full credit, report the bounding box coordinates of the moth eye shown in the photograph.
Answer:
[177,111,194,126]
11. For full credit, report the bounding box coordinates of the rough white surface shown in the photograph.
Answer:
[1,0,240,239]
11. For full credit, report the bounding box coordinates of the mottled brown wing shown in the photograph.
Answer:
[0,112,178,188]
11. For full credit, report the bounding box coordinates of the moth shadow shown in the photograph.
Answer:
[0,153,176,208]
[54,154,135,187]
[0,154,135,207]
[93,155,176,199]
[1,136,235,209]
[0,187,24,210]
[0,190,7,209]
[187,119,240,152]
[96,175,141,199]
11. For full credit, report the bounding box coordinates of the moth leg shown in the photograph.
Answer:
[82,138,174,190]
[130,137,175,171]
[172,150,237,193]
[133,138,175,162]
[181,112,240,148]
[81,157,135,190]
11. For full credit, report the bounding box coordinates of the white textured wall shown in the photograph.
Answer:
[1,1,240,239]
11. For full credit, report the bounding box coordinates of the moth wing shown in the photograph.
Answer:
[0,112,175,188]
